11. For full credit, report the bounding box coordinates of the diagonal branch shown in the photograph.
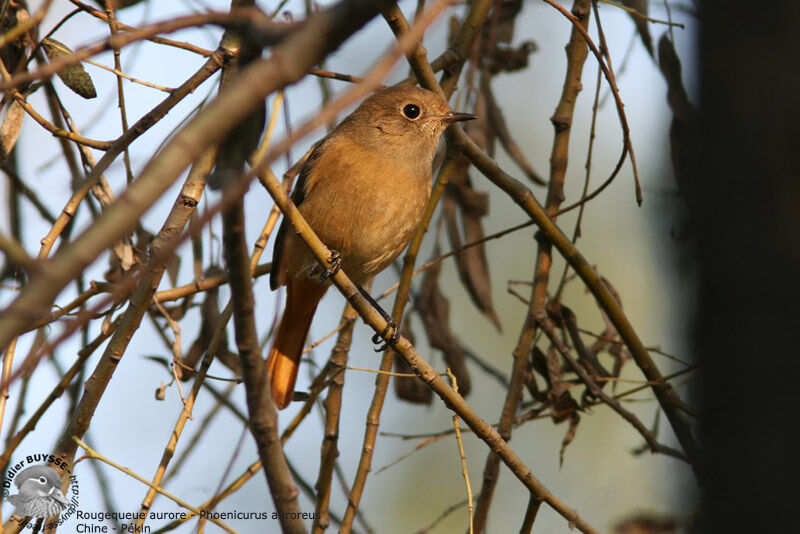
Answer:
[474,2,592,528]
[455,128,701,471]
[253,126,600,534]
[0,0,396,354]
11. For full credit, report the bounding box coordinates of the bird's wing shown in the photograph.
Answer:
[270,139,326,290]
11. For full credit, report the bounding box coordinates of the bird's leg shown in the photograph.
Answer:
[357,287,401,351]
[316,249,342,284]
[372,320,400,352]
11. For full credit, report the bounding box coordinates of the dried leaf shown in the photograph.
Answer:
[444,159,501,330]
[632,410,661,456]
[101,313,114,335]
[549,388,579,424]
[486,41,538,75]
[658,35,701,220]
[529,347,550,396]
[90,176,116,208]
[166,254,181,287]
[93,0,148,8]
[658,36,695,124]
[588,276,627,384]
[620,0,653,57]
[208,34,266,190]
[393,321,433,404]
[0,156,27,284]
[483,75,545,184]
[483,0,523,45]
[0,101,24,164]
[105,228,151,282]
[560,305,611,386]
[113,240,135,271]
[523,350,546,403]
[415,250,471,396]
[541,346,580,424]
[1,5,29,165]
[1,4,31,74]
[615,515,679,534]
[558,413,580,466]
[41,38,97,99]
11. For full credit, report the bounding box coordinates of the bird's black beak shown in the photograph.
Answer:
[49,487,69,508]
[442,112,477,123]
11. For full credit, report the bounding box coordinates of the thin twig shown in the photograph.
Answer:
[312,303,358,533]
[447,369,474,534]
[599,0,684,28]
[0,338,18,441]
[74,438,236,533]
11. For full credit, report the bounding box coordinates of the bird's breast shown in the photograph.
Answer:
[289,147,432,285]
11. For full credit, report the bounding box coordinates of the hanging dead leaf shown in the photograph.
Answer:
[444,158,502,330]
[112,240,135,271]
[93,0,148,8]
[558,413,580,466]
[483,75,545,184]
[483,0,523,45]
[486,41,538,74]
[393,321,432,404]
[658,34,701,222]
[165,253,181,288]
[0,101,24,164]
[615,515,680,534]
[524,349,547,403]
[559,304,611,386]
[41,38,97,99]
[540,345,580,424]
[105,227,151,282]
[0,157,28,284]
[587,276,627,383]
[415,249,471,396]
[1,5,29,165]
[1,4,31,74]
[620,0,653,57]
[530,345,581,427]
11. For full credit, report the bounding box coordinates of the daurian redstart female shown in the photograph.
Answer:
[267,85,475,409]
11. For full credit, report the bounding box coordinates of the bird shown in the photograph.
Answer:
[266,85,475,409]
[7,465,69,518]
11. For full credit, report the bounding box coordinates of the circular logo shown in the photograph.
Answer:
[3,454,78,528]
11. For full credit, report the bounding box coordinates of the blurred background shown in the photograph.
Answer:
[1,0,700,532]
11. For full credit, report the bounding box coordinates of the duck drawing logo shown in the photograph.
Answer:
[6,465,69,518]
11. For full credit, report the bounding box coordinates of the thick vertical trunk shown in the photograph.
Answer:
[697,2,800,531]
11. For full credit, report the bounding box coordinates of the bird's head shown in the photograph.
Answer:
[14,465,69,507]
[347,85,476,162]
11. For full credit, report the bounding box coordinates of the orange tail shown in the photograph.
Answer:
[267,278,327,410]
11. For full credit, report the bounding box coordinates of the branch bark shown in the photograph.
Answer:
[253,133,599,534]
[0,0,395,354]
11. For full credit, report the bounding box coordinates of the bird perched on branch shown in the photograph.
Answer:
[7,465,69,518]
[267,85,475,409]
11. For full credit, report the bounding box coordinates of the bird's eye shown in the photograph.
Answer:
[402,104,421,120]
[38,477,47,484]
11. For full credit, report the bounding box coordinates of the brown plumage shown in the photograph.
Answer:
[267,86,475,409]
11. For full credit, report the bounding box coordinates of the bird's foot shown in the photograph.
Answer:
[317,249,342,284]
[356,285,402,351]
[372,318,401,352]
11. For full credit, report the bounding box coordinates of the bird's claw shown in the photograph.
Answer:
[318,249,342,284]
[372,319,400,352]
